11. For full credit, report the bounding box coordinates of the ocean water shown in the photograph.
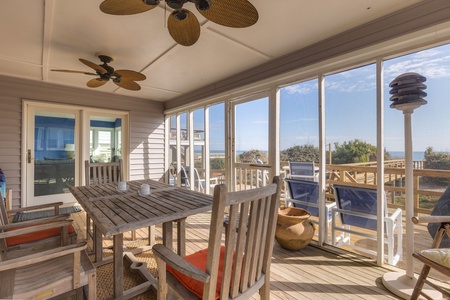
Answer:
[387,151,424,161]
[210,150,428,160]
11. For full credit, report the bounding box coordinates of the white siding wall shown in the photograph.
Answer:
[0,75,165,209]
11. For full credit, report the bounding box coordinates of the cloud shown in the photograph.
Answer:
[283,44,450,95]
[283,81,318,95]
[385,46,450,80]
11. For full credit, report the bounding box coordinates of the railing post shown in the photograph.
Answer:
[414,174,420,216]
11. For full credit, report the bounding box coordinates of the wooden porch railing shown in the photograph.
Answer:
[206,159,447,215]
[325,160,448,215]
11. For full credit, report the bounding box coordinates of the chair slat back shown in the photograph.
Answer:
[85,159,123,186]
[285,178,319,216]
[205,176,281,299]
[333,185,380,231]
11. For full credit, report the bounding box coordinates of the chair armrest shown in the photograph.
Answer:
[326,201,337,209]
[0,242,86,271]
[153,244,210,283]
[0,219,73,239]
[210,177,218,184]
[332,207,377,220]
[0,215,71,230]
[412,215,450,224]
[388,208,402,221]
[7,202,64,214]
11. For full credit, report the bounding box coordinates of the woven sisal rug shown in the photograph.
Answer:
[94,239,158,300]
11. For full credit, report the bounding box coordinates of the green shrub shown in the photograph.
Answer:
[280,145,319,163]
[210,158,225,170]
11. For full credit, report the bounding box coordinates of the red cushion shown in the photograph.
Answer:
[167,246,228,299]
[6,224,75,247]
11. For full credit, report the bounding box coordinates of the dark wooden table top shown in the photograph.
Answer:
[70,179,213,237]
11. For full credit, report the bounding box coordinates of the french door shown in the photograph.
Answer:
[24,102,129,206]
[25,104,80,205]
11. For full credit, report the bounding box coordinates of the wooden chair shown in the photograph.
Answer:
[331,184,403,266]
[0,191,77,258]
[0,241,96,299]
[84,160,184,256]
[84,159,138,245]
[85,159,123,186]
[153,176,281,300]
[411,215,450,299]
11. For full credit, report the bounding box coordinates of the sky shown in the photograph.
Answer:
[197,42,450,154]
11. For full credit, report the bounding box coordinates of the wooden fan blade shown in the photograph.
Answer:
[114,79,141,91]
[198,0,258,28]
[168,9,200,46]
[79,59,107,74]
[51,69,98,76]
[115,70,146,81]
[87,78,108,88]
[100,0,157,15]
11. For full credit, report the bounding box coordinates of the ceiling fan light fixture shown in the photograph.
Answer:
[195,0,210,12]
[172,9,188,21]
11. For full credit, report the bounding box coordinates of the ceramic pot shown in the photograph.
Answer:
[275,207,315,250]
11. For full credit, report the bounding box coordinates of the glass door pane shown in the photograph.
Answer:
[232,97,269,191]
[27,108,78,205]
[89,116,121,163]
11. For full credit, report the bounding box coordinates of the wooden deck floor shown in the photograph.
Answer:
[68,209,450,300]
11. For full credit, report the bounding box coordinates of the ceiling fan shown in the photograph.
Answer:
[51,54,146,91]
[99,0,259,46]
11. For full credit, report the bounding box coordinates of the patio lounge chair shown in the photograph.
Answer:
[285,178,336,242]
[153,176,281,300]
[331,184,403,266]
[288,161,318,182]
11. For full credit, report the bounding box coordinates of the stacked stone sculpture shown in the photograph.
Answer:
[389,72,427,109]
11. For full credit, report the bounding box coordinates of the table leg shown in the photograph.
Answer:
[177,219,186,256]
[148,225,155,246]
[94,224,102,263]
[113,233,124,299]
[162,222,173,251]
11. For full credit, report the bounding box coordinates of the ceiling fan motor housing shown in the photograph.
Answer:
[143,0,160,5]
[167,0,187,10]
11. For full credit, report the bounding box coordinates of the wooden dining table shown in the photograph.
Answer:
[69,179,213,299]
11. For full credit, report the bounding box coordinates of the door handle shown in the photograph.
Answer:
[27,149,33,163]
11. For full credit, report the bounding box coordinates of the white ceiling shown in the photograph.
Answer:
[0,0,422,103]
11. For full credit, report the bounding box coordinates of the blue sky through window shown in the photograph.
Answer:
[203,43,450,156]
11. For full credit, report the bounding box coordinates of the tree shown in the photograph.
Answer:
[332,139,377,164]
[280,145,319,162]
[210,158,225,170]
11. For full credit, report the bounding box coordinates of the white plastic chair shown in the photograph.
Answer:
[288,161,318,182]
[285,178,336,242]
[331,184,403,266]
[194,168,218,192]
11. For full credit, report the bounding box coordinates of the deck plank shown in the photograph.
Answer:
[69,209,450,299]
